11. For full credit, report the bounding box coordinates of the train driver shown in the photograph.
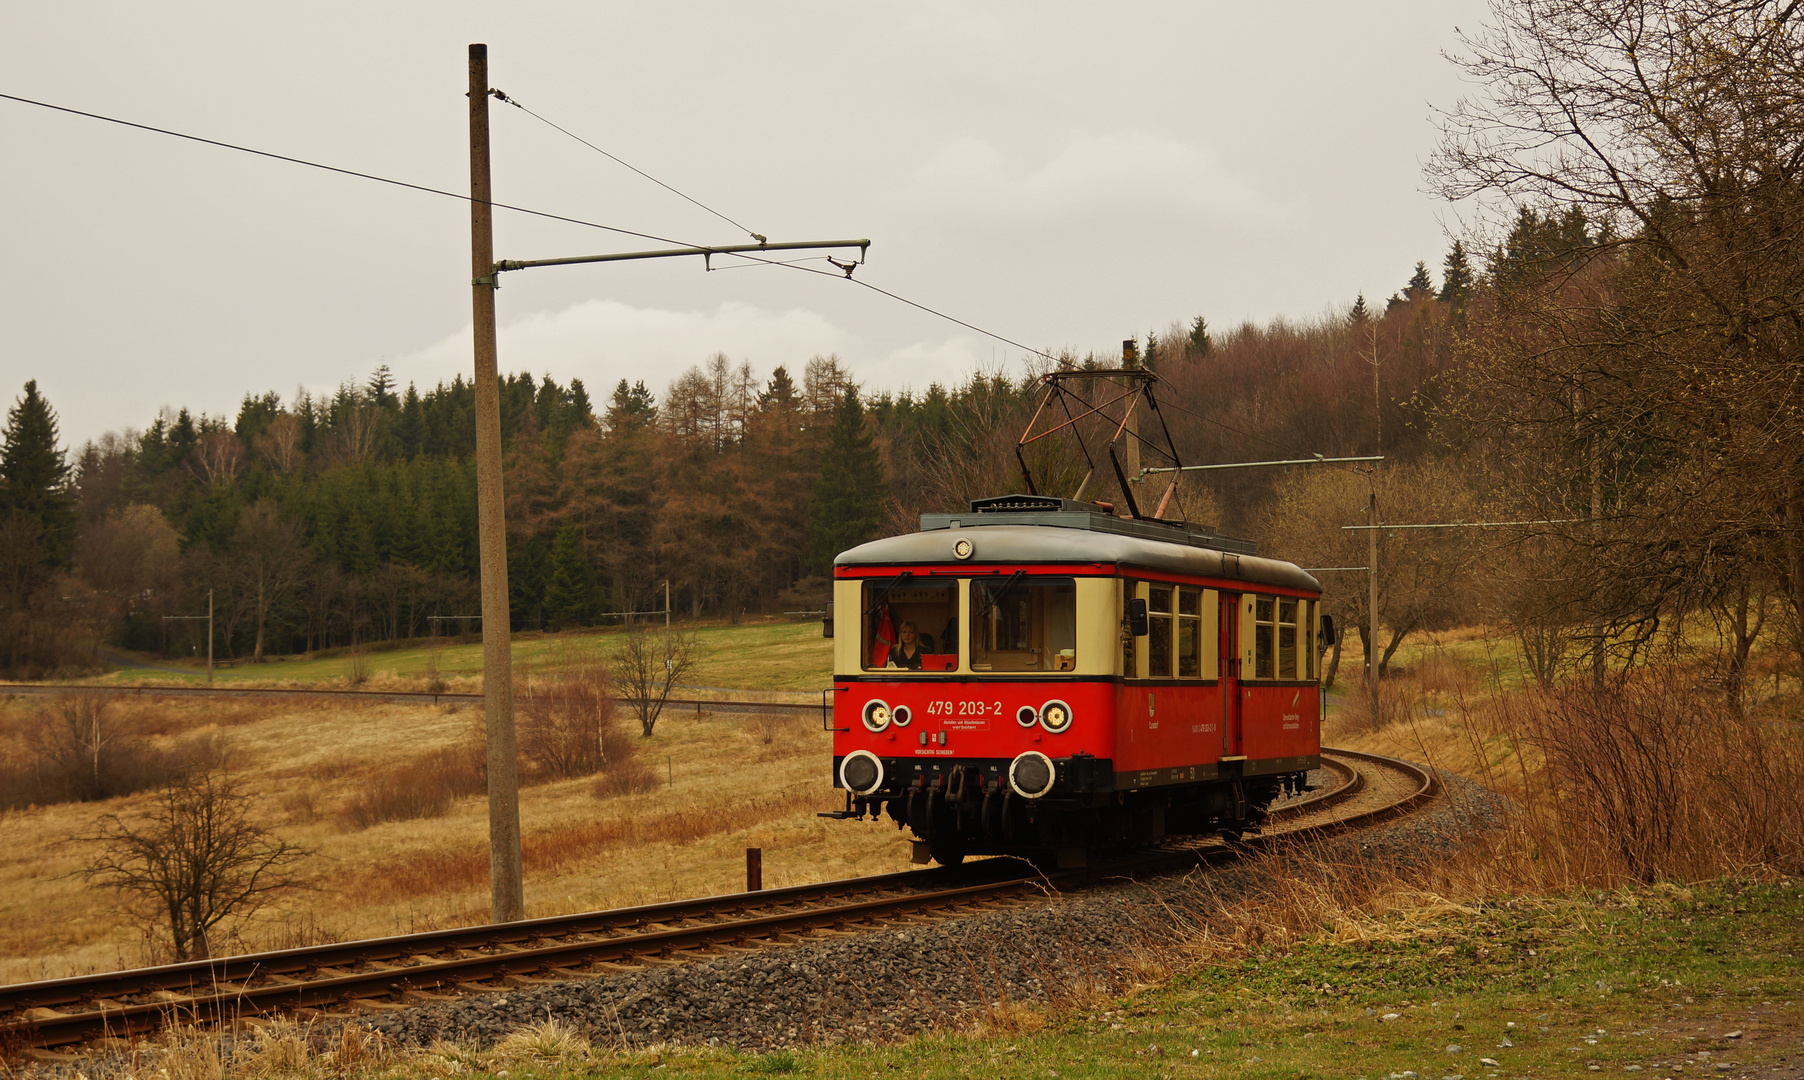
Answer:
[887,621,929,669]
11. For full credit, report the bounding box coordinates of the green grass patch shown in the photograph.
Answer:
[425,879,1802,1079]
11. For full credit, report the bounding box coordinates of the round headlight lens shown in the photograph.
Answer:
[1039,700,1072,733]
[862,699,891,732]
[953,537,973,560]
[892,705,912,727]
[1008,751,1056,798]
[840,750,884,794]
[1016,705,1039,728]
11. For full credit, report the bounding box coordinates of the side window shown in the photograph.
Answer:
[1254,595,1275,679]
[1176,587,1203,677]
[1147,585,1173,677]
[1121,581,1138,677]
[1305,599,1318,680]
[1278,598,1298,679]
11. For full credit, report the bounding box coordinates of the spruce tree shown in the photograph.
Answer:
[1439,241,1475,307]
[1349,294,1371,325]
[0,380,76,566]
[1187,315,1212,357]
[1404,260,1435,299]
[542,523,594,630]
[805,387,886,573]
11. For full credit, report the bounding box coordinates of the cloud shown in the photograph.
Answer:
[393,298,855,393]
[391,299,1019,402]
[888,130,1288,237]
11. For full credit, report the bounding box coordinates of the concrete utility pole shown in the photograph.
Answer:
[1367,490,1380,724]
[162,587,215,684]
[468,42,524,925]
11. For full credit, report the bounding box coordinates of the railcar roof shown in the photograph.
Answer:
[834,522,1320,592]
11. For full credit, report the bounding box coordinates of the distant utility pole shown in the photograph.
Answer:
[468,43,523,926]
[162,588,214,684]
[464,43,869,925]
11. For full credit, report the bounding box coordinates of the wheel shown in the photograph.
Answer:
[929,841,966,867]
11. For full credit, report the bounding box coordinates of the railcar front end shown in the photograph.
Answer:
[824,496,1325,867]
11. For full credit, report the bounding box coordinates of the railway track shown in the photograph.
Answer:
[0,748,1436,1053]
[0,682,823,719]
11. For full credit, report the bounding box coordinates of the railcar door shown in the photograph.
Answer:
[1219,592,1243,757]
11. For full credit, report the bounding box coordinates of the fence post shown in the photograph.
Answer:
[746,847,762,892]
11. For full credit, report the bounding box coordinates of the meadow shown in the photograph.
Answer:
[0,618,896,984]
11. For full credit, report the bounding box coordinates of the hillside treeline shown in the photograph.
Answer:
[0,272,1463,675]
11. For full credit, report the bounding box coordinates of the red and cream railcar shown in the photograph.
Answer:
[825,494,1325,867]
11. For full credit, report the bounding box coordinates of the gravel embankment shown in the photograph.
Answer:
[354,768,1506,1053]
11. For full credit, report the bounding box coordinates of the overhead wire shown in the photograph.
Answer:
[482,91,1065,363]
[5,86,1328,457]
[0,90,695,247]
[490,89,767,244]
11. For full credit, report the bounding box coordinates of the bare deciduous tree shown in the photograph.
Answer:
[79,767,309,961]
[517,662,629,777]
[615,624,697,737]
[1431,0,1804,680]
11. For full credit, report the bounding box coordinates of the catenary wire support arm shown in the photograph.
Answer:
[1141,455,1385,475]
[486,239,870,284]
[1340,519,1579,530]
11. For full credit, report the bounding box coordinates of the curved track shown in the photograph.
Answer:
[0,748,1436,1052]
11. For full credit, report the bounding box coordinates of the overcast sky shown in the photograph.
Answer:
[2,2,1490,450]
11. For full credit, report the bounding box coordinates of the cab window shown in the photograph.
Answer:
[971,576,1077,672]
[862,579,958,672]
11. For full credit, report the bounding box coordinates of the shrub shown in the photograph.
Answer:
[518,663,634,781]
[339,747,485,830]
[1510,667,1804,882]
[0,694,192,809]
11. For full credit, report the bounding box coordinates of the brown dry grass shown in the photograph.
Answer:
[0,689,910,983]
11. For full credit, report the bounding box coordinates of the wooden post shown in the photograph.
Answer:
[469,42,524,925]
[746,847,763,892]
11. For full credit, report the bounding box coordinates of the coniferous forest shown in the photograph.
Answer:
[0,253,1466,678]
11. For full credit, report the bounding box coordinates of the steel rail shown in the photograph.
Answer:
[0,683,821,718]
[0,749,1430,1051]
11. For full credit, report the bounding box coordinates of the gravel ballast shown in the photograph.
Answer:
[354,767,1507,1053]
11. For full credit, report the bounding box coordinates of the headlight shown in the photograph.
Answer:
[862,699,891,732]
[892,705,912,727]
[1008,751,1056,798]
[1015,705,1039,728]
[840,750,884,794]
[1039,699,1072,733]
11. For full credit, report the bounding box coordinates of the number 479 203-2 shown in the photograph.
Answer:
[925,700,1002,717]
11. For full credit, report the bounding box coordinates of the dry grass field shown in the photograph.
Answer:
[0,622,917,984]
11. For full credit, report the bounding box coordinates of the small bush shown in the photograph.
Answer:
[0,694,195,809]
[592,757,659,798]
[749,711,798,745]
[339,747,485,830]
[518,663,627,780]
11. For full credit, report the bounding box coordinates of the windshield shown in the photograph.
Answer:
[862,578,959,671]
[970,576,1077,672]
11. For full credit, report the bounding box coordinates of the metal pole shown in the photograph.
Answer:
[1367,490,1380,726]
[665,580,670,630]
[206,588,214,685]
[469,43,524,925]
